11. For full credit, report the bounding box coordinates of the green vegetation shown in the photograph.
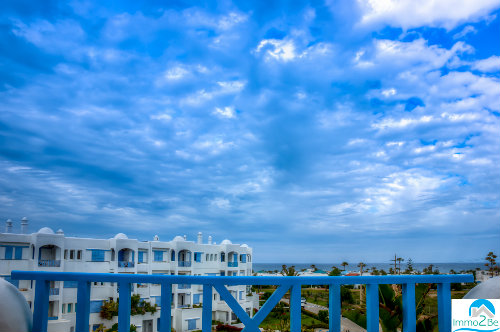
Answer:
[100,294,157,320]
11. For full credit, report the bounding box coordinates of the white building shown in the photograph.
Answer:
[0,218,257,332]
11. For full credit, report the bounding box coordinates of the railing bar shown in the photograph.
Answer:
[33,279,50,332]
[160,283,172,332]
[213,284,256,330]
[202,284,212,332]
[366,283,379,332]
[437,282,451,332]
[329,284,341,332]
[290,284,302,332]
[402,283,416,332]
[118,282,131,332]
[76,281,91,332]
[252,284,291,325]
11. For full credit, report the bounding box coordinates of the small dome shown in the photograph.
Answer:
[241,244,248,248]
[153,235,159,241]
[173,235,185,242]
[37,227,54,235]
[221,239,232,245]
[113,233,128,240]
[56,229,64,235]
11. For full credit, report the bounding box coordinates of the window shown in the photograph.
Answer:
[67,303,72,313]
[70,250,74,260]
[194,252,202,262]
[221,252,225,262]
[90,301,103,313]
[240,254,246,263]
[64,281,78,288]
[171,250,175,261]
[187,319,197,330]
[91,250,106,262]
[62,305,65,314]
[193,294,201,304]
[239,291,244,300]
[154,251,163,262]
[19,247,24,259]
[4,246,12,260]
[64,250,68,259]
[138,251,144,263]
[77,250,82,260]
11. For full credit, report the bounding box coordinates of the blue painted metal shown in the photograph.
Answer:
[402,283,416,332]
[118,261,134,268]
[290,285,301,332]
[33,279,50,332]
[49,287,59,295]
[160,283,172,332]
[76,281,91,332]
[38,260,61,267]
[437,282,451,332]
[11,271,473,332]
[329,284,341,332]
[366,284,379,332]
[202,285,212,332]
[228,261,238,267]
[118,281,131,332]
[178,261,191,267]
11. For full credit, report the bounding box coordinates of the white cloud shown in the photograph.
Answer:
[165,66,189,80]
[472,55,500,72]
[453,25,477,39]
[256,39,298,61]
[213,106,236,119]
[357,0,500,30]
[210,197,231,209]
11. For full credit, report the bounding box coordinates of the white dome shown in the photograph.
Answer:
[241,244,248,248]
[37,227,54,235]
[56,229,64,235]
[221,239,232,245]
[173,235,185,242]
[113,233,128,240]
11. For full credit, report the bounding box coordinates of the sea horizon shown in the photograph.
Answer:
[252,262,486,274]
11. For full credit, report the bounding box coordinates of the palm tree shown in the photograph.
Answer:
[281,264,298,276]
[357,262,366,275]
[341,261,348,271]
[310,264,317,272]
[396,257,404,275]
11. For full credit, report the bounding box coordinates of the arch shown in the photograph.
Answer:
[38,244,61,267]
[118,248,135,267]
[171,250,176,261]
[220,252,226,262]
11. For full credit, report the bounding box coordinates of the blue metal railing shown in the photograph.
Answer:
[228,261,238,267]
[178,261,191,267]
[49,287,59,296]
[178,284,191,289]
[11,271,473,332]
[118,261,134,268]
[38,260,60,267]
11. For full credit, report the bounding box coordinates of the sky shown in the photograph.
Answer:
[0,0,499,264]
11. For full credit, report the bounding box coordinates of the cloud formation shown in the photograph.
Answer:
[0,1,498,263]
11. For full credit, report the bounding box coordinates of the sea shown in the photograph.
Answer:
[252,262,485,274]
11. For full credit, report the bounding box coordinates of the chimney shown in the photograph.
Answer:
[21,217,28,234]
[208,235,213,244]
[5,219,13,233]
[197,232,202,244]
[183,235,187,241]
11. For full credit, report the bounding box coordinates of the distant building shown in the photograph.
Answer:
[0,218,257,332]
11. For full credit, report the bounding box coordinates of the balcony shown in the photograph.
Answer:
[38,260,60,267]
[118,261,134,268]
[178,261,191,267]
[49,287,59,296]
[177,284,191,289]
[11,271,473,332]
[228,261,238,267]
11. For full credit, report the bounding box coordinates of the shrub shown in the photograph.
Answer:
[215,324,243,332]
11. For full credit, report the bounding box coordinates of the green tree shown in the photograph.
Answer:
[341,261,348,271]
[485,251,498,277]
[357,262,366,275]
[318,310,328,323]
[281,265,299,276]
[329,266,342,276]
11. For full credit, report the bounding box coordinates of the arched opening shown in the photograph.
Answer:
[118,248,135,268]
[227,251,238,267]
[220,252,225,262]
[178,250,191,267]
[171,250,176,261]
[38,245,61,267]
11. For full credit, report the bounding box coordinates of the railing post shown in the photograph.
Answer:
[402,283,416,332]
[438,282,451,332]
[160,283,172,332]
[290,284,302,332]
[76,281,91,332]
[118,281,132,332]
[366,284,379,332]
[329,284,341,332]
[202,284,213,332]
[33,279,50,332]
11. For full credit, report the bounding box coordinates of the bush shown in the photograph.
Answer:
[215,324,243,332]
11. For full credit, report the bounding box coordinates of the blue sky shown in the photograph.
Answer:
[1,0,499,263]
